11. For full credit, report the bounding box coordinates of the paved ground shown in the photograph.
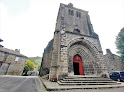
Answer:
[0,75,45,92]
[0,75,124,92]
[55,88,124,92]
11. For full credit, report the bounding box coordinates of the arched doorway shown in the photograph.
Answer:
[73,55,83,75]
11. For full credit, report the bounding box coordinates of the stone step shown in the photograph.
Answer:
[58,81,121,85]
[60,80,117,83]
[65,76,107,79]
[58,76,121,86]
[63,78,112,81]
[41,78,124,91]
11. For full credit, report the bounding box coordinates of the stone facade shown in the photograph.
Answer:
[104,49,124,73]
[0,47,27,75]
[39,3,107,81]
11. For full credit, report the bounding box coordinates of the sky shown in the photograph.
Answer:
[0,0,124,57]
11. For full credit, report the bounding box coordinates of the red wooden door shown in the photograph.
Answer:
[73,55,83,75]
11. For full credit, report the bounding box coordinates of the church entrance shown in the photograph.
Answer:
[73,55,83,75]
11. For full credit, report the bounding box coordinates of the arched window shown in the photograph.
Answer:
[73,29,80,34]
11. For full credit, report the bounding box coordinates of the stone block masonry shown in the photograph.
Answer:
[0,47,27,75]
[104,49,124,73]
[40,3,108,81]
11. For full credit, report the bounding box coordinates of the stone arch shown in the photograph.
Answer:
[68,45,96,75]
[67,38,99,54]
[67,38,100,61]
[67,38,102,75]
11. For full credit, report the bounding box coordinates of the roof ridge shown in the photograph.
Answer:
[0,47,27,57]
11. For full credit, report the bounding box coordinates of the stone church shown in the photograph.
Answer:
[39,3,107,81]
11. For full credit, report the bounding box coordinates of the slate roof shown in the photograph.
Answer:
[0,47,27,57]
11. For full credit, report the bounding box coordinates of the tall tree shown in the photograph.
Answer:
[116,27,124,61]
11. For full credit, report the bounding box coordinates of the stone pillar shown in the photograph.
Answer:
[57,32,68,80]
[49,30,60,81]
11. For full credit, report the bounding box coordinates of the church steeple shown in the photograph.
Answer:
[55,3,97,37]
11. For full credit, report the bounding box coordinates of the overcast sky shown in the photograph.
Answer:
[0,0,124,57]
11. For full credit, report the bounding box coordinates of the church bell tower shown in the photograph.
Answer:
[40,3,107,81]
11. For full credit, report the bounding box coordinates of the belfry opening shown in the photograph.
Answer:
[73,55,83,75]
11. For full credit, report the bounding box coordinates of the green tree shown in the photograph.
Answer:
[23,60,35,75]
[37,64,41,71]
[116,27,124,61]
[28,56,42,65]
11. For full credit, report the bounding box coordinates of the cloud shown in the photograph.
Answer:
[0,0,124,57]
[0,3,8,38]
[0,0,30,16]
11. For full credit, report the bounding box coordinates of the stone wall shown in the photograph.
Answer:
[39,39,53,76]
[40,49,52,76]
[6,57,26,75]
[0,50,27,75]
[104,49,124,73]
[57,31,107,78]
[49,31,60,80]
[56,3,90,36]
